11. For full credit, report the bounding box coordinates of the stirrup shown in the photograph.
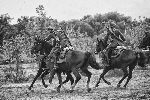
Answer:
[104,62,109,66]
[104,59,110,66]
[57,58,66,63]
[54,64,58,69]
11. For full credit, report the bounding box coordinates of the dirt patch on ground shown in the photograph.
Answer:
[1,69,150,100]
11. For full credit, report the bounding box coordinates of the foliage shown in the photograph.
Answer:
[0,64,28,83]
[0,14,12,46]
[0,5,150,83]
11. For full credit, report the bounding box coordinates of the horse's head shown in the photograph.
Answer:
[31,37,43,55]
[95,38,107,54]
[139,36,150,49]
[31,37,54,55]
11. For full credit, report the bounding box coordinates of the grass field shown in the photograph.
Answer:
[0,66,150,100]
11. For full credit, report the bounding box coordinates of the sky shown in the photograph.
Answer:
[0,0,150,24]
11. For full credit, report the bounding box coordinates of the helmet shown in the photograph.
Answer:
[145,26,150,31]
[109,21,117,28]
[47,26,54,31]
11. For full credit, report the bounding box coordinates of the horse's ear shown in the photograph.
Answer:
[34,37,38,41]
[34,36,40,41]
[97,38,99,42]
[145,32,148,37]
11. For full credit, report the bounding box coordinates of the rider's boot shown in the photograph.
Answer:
[49,60,58,83]
[49,68,56,84]
[60,50,66,59]
[104,51,110,66]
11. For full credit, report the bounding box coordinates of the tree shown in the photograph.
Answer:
[67,20,95,37]
[0,14,12,61]
[0,14,12,46]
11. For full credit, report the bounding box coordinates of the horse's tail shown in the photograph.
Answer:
[136,51,146,68]
[84,51,100,70]
[81,51,91,68]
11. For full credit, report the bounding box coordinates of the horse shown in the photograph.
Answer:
[46,49,101,92]
[29,38,74,91]
[138,32,150,65]
[139,32,150,50]
[94,37,146,88]
[30,37,101,92]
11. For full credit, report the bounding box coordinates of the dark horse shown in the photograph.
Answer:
[30,38,101,92]
[29,38,74,91]
[95,37,145,88]
[46,49,101,92]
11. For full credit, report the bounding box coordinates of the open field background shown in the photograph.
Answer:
[0,5,150,100]
[0,62,150,100]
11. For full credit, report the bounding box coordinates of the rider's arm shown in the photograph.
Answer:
[107,28,124,43]
[116,30,126,41]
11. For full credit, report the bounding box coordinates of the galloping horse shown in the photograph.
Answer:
[46,49,101,92]
[29,38,74,90]
[95,37,145,88]
[30,37,101,92]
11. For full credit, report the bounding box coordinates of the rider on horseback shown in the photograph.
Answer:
[104,20,126,66]
[46,27,61,69]
[46,27,74,83]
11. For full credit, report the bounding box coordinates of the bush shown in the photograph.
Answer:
[0,65,29,83]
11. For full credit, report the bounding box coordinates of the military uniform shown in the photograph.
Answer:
[45,28,61,68]
[56,30,73,59]
[46,28,73,67]
[47,28,73,83]
[105,22,126,65]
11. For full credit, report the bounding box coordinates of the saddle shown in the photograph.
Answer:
[111,46,127,58]
[57,46,74,63]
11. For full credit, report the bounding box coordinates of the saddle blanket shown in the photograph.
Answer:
[116,46,132,49]
[112,46,127,57]
[142,49,149,52]
[57,46,74,63]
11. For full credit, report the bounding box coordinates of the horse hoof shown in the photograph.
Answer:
[117,84,121,88]
[95,84,99,87]
[49,80,52,84]
[69,90,74,93]
[107,82,111,85]
[123,85,127,89]
[44,85,48,88]
[87,88,91,92]
[28,87,32,90]
[57,87,60,93]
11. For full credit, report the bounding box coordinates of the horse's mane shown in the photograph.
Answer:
[139,36,150,49]
[101,39,108,49]
[97,38,108,50]
[37,39,54,55]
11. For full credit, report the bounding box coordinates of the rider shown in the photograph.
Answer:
[47,27,73,83]
[104,20,126,66]
[46,27,61,69]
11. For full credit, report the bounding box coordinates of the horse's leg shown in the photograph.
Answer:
[41,70,49,88]
[81,68,92,92]
[95,67,111,87]
[70,67,81,92]
[49,69,56,84]
[117,68,128,88]
[123,67,134,88]
[56,72,62,93]
[62,72,74,85]
[29,68,43,90]
[57,72,74,92]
